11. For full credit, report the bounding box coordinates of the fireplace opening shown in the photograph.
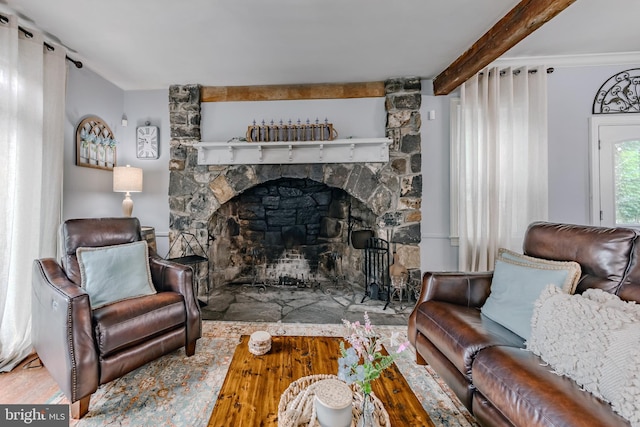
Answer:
[207,178,378,290]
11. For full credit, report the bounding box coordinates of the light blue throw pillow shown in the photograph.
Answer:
[77,241,156,309]
[497,248,580,293]
[481,254,580,340]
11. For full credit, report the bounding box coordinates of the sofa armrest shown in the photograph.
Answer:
[408,271,493,346]
[148,254,202,346]
[418,271,493,307]
[31,259,99,403]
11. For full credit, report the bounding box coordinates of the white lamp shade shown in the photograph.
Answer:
[113,165,143,193]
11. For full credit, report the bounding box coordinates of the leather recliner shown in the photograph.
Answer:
[32,217,202,418]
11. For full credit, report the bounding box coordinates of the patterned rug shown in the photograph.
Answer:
[54,321,477,427]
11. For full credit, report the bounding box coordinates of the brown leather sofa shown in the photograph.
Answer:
[32,218,202,418]
[408,222,638,427]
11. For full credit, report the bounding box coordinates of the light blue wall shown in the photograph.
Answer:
[64,66,125,219]
[122,90,171,255]
[64,63,640,272]
[201,98,386,141]
[546,64,640,225]
[417,63,640,272]
[64,67,171,255]
[420,90,458,271]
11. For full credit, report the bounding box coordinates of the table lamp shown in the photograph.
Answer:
[113,165,143,217]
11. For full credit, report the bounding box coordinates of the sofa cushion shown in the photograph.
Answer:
[77,241,156,309]
[527,285,640,425]
[92,292,186,357]
[415,301,524,380]
[480,255,580,340]
[472,346,630,427]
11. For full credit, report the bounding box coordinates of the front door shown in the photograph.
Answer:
[594,116,640,227]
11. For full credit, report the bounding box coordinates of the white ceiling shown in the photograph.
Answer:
[2,0,640,91]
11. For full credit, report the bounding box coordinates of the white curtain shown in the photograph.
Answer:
[0,16,67,371]
[457,66,548,272]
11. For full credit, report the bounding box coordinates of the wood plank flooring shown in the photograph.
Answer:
[0,352,67,405]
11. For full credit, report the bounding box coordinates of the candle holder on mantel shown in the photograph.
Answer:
[246,118,338,142]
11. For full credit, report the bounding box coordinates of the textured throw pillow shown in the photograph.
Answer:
[481,251,581,340]
[528,285,640,425]
[77,241,156,309]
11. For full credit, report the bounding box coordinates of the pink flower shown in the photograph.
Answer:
[396,341,410,353]
[339,312,410,391]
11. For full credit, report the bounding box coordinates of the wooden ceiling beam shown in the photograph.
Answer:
[201,81,385,102]
[433,0,576,95]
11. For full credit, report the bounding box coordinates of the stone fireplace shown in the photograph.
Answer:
[167,78,422,300]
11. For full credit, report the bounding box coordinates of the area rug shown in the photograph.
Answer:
[53,321,477,427]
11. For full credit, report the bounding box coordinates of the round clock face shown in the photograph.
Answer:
[137,126,158,159]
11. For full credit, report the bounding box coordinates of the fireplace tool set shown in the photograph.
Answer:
[361,237,391,309]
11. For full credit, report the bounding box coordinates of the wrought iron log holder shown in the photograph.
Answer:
[362,237,390,309]
[246,248,321,292]
[245,248,349,295]
[166,232,209,307]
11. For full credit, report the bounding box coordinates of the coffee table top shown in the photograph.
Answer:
[207,335,434,426]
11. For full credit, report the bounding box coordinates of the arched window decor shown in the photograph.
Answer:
[593,68,640,114]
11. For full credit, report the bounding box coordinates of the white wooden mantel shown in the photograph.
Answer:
[193,138,391,165]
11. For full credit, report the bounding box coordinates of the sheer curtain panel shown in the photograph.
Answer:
[456,66,548,272]
[0,15,67,371]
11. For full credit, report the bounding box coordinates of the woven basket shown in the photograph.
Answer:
[277,374,390,427]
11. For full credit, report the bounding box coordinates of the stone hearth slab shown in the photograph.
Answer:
[281,302,347,324]
[199,280,411,325]
[224,302,282,322]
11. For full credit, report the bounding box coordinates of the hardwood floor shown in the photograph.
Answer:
[0,352,68,405]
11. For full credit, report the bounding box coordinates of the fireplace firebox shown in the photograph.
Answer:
[207,178,377,290]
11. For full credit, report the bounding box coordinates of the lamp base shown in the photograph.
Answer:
[122,192,134,217]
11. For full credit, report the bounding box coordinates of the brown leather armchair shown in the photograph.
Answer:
[31,217,201,419]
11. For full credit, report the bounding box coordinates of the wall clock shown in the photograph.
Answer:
[136,124,159,159]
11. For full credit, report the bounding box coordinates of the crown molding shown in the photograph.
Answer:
[492,52,640,68]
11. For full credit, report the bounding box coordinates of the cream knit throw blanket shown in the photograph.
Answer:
[527,285,640,426]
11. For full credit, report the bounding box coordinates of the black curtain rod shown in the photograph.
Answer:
[480,67,554,77]
[509,68,554,76]
[0,14,82,69]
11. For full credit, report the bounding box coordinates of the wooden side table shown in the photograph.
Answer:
[140,226,157,254]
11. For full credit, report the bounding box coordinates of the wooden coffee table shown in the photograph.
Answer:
[207,335,434,426]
